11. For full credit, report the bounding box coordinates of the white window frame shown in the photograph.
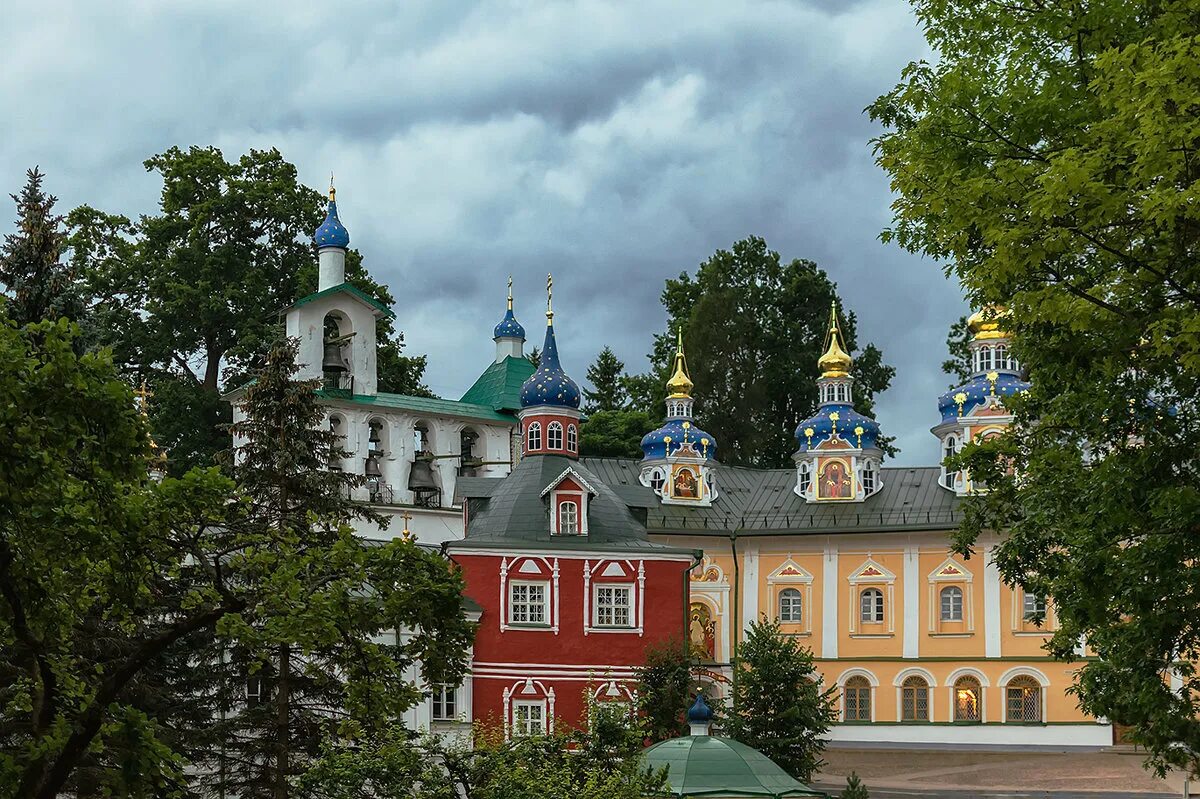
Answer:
[567,424,577,452]
[245,675,263,707]
[431,683,458,721]
[649,467,665,493]
[508,580,549,626]
[842,676,872,722]
[527,422,541,451]
[593,584,633,628]
[798,461,811,494]
[558,501,579,535]
[862,463,876,493]
[940,585,964,622]
[1022,592,1047,622]
[778,587,803,623]
[547,421,563,450]
[513,700,546,736]
[860,587,885,624]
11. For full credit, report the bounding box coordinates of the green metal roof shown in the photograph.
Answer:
[643,736,826,798]
[316,390,514,423]
[284,282,396,318]
[459,356,536,412]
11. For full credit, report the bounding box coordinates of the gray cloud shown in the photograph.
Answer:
[1,0,964,465]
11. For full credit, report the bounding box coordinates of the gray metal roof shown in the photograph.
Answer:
[454,455,697,555]
[580,458,963,536]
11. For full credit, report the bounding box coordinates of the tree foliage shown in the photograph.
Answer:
[583,346,629,413]
[728,619,835,782]
[840,771,869,799]
[940,314,972,386]
[0,168,84,328]
[635,637,694,743]
[0,320,471,798]
[580,409,658,459]
[871,0,1200,776]
[635,237,895,467]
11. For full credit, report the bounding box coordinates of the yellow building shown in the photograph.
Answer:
[581,305,1111,747]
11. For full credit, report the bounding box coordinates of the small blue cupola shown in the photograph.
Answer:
[519,275,581,410]
[494,275,527,341]
[314,182,350,251]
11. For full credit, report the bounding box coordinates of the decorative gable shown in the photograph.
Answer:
[767,558,815,584]
[928,557,973,583]
[848,557,897,584]
[542,467,595,537]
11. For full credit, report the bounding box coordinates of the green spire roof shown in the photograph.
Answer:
[460,356,535,413]
[643,736,826,798]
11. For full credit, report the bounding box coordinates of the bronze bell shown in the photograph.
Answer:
[408,459,438,490]
[322,340,347,372]
[365,454,382,478]
[368,423,383,456]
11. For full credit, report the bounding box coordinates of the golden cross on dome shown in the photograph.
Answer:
[135,380,153,415]
[546,273,554,324]
[507,275,514,311]
[400,510,414,542]
[329,171,336,201]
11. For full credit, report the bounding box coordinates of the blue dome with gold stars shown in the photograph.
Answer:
[520,322,580,409]
[314,191,350,250]
[937,372,1029,423]
[641,419,717,461]
[795,403,881,452]
[494,308,525,340]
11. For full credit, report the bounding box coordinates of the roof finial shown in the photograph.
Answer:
[329,171,336,202]
[666,326,694,399]
[817,299,853,379]
[546,273,554,325]
[507,275,514,311]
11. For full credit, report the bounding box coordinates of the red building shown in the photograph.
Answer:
[448,283,697,736]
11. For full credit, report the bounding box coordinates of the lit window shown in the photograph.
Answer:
[940,586,964,621]
[509,582,547,625]
[558,501,578,535]
[901,675,930,722]
[547,422,563,450]
[567,424,577,452]
[859,588,884,624]
[1006,676,1042,722]
[1022,592,1047,622]
[431,684,457,721]
[513,701,546,736]
[954,676,981,722]
[527,422,541,451]
[778,588,802,623]
[843,676,871,721]
[594,585,632,627]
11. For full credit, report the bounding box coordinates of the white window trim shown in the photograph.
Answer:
[566,423,577,452]
[547,421,564,450]
[499,557,560,633]
[550,489,588,536]
[592,583,635,629]
[508,580,551,627]
[895,668,937,723]
[939,585,964,622]
[527,421,542,452]
[512,700,547,736]
[583,560,644,636]
[777,587,803,623]
[431,683,460,722]
[946,668,990,723]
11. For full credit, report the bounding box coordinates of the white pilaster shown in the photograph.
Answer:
[822,543,838,659]
[742,543,759,634]
[984,545,1002,658]
[903,544,920,658]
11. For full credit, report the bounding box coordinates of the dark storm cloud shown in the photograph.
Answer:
[0,0,965,465]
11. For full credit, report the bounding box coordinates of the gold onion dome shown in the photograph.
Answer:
[967,305,1008,341]
[817,302,852,378]
[666,329,694,398]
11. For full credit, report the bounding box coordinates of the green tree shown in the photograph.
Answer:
[0,168,85,328]
[0,320,470,798]
[941,315,972,386]
[728,619,835,782]
[635,637,694,742]
[579,409,658,459]
[633,237,895,467]
[870,0,1200,776]
[70,146,430,475]
[583,346,629,413]
[526,346,541,368]
[840,771,869,799]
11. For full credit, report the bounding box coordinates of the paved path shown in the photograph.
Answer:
[812,747,1187,798]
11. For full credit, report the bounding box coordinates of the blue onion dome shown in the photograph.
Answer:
[938,371,1030,424]
[641,419,717,461]
[795,404,882,452]
[520,285,581,409]
[314,186,350,250]
[687,694,713,723]
[494,280,526,339]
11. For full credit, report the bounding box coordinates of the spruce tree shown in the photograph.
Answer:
[0,167,85,327]
[583,346,628,413]
[840,771,869,799]
[728,618,835,782]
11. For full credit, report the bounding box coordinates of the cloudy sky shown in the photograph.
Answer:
[1,0,966,465]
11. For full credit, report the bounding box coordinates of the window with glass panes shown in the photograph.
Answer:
[940,586,964,621]
[509,582,547,624]
[1022,592,1047,622]
[513,701,545,736]
[901,676,930,721]
[843,676,871,721]
[547,422,563,450]
[431,684,457,720]
[558,501,578,534]
[860,588,884,623]
[954,676,981,722]
[1006,676,1042,722]
[778,588,802,623]
[594,585,632,627]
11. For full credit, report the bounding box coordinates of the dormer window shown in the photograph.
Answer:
[527,422,542,452]
[547,421,563,450]
[798,461,811,494]
[558,501,578,534]
[649,468,665,494]
[862,462,876,493]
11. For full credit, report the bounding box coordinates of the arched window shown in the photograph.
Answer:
[901,675,930,722]
[862,463,876,493]
[940,586,964,621]
[996,344,1009,370]
[859,588,884,624]
[1005,676,1042,722]
[843,676,871,721]
[547,422,564,450]
[980,346,993,371]
[527,422,541,452]
[567,424,578,453]
[942,436,959,489]
[778,588,802,623]
[954,676,982,722]
[558,501,578,535]
[649,468,665,494]
[798,462,811,494]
